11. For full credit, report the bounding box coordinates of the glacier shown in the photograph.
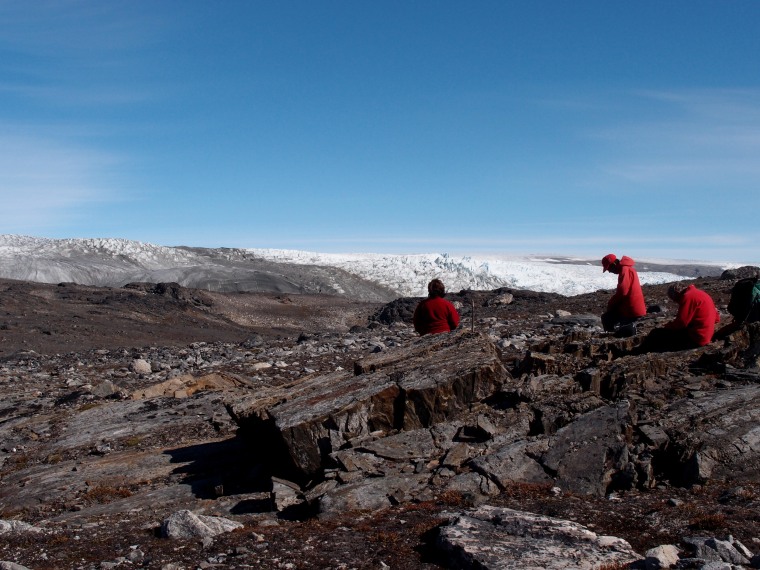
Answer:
[246,248,711,297]
[0,235,730,299]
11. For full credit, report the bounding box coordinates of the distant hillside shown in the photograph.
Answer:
[0,236,397,302]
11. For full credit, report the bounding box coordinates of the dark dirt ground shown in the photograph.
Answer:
[1,275,759,569]
[0,278,380,357]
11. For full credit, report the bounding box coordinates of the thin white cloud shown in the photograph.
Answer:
[0,133,123,232]
[0,2,169,109]
[0,1,166,56]
[587,88,760,189]
[0,81,153,107]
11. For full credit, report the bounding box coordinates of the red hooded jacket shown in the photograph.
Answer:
[665,285,720,346]
[607,256,646,318]
[413,296,460,335]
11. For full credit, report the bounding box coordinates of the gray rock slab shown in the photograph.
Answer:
[0,562,33,570]
[550,314,601,326]
[161,509,243,539]
[395,335,507,429]
[50,392,230,453]
[1,434,244,521]
[470,439,552,489]
[437,505,640,569]
[317,473,429,519]
[332,449,386,476]
[541,401,633,495]
[440,442,476,469]
[661,385,760,484]
[586,353,676,399]
[0,446,179,513]
[228,369,399,477]
[53,483,201,524]
[682,536,751,565]
[352,332,457,375]
[522,374,579,398]
[357,428,437,462]
[0,520,42,534]
[443,471,500,500]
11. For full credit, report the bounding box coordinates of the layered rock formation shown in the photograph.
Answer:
[0,275,759,568]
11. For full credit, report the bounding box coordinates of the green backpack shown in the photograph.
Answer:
[727,277,760,323]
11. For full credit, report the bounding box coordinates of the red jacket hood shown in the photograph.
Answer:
[619,256,636,267]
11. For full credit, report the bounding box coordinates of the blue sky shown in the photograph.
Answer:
[1,1,759,263]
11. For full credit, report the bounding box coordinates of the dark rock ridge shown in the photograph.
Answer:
[721,265,760,280]
[0,274,759,568]
[226,333,507,482]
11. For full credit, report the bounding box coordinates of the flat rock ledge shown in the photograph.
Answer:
[226,332,507,480]
[437,505,641,569]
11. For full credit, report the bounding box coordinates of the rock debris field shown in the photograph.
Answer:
[0,274,759,569]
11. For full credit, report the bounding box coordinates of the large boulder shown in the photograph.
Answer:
[226,333,508,481]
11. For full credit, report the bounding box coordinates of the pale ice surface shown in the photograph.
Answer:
[0,234,197,268]
[0,235,731,298]
[247,249,699,297]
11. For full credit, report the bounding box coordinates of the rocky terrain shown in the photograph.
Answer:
[1,272,759,569]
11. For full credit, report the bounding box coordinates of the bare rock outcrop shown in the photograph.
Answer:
[659,384,760,485]
[226,332,508,481]
[721,266,760,280]
[2,275,760,568]
[437,505,641,569]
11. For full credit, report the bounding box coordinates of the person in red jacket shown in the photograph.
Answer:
[664,283,720,346]
[601,254,647,332]
[413,279,460,336]
[638,283,720,352]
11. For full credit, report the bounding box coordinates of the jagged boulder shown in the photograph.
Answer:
[577,352,677,399]
[226,333,508,480]
[681,536,752,565]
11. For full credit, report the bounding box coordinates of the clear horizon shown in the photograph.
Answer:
[2,2,759,264]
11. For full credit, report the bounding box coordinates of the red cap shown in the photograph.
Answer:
[602,254,617,272]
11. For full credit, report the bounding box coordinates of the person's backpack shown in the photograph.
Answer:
[727,277,760,323]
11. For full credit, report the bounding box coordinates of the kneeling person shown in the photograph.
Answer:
[640,283,720,352]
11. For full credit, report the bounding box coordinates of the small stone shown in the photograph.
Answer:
[130,359,152,375]
[644,544,680,569]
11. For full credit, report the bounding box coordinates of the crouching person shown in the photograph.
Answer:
[413,279,460,336]
[716,276,760,339]
[639,283,720,352]
[600,253,646,334]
